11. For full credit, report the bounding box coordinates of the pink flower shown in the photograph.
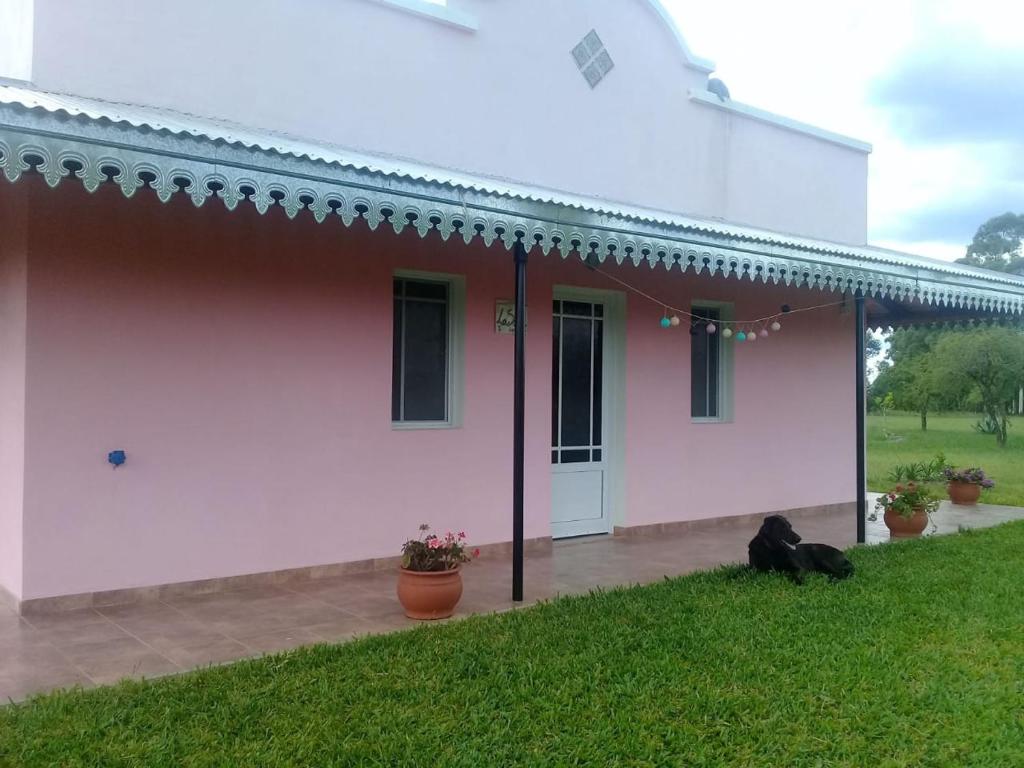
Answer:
[458,531,466,539]
[473,548,481,558]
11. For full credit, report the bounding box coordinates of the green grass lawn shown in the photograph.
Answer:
[4,526,1024,766]
[869,411,1024,506]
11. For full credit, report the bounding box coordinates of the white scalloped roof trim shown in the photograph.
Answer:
[1,82,1022,296]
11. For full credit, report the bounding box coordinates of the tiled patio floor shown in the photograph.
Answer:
[3,500,1022,704]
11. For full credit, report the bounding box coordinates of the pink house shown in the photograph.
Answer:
[2,0,1022,613]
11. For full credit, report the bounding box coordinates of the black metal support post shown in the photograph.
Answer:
[512,240,528,602]
[855,291,867,544]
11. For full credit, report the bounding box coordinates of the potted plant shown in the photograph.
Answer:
[397,525,479,620]
[943,466,995,506]
[873,482,940,538]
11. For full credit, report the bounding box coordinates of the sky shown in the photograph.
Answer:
[661,0,1024,262]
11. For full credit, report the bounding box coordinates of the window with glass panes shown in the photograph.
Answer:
[392,278,450,423]
[551,299,604,464]
[691,306,721,419]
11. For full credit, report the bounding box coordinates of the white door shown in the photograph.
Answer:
[551,296,610,538]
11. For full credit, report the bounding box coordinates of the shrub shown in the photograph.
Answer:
[401,525,478,572]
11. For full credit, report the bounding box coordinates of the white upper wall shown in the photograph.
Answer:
[25,0,869,244]
[0,0,34,82]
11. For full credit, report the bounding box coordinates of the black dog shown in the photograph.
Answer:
[748,515,854,584]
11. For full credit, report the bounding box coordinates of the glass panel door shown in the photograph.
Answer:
[551,298,608,538]
[552,300,603,464]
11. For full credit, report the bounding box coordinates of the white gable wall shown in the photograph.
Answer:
[0,0,34,82]
[27,0,868,244]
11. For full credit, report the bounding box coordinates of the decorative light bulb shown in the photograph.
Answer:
[660,317,671,328]
[747,331,757,342]
[706,323,717,334]
[722,328,733,339]
[771,321,782,332]
[736,331,747,342]
[670,316,681,327]
[759,329,769,338]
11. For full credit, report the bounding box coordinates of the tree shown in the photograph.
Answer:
[899,354,947,432]
[881,327,952,431]
[864,331,884,390]
[866,333,883,359]
[931,327,1024,447]
[956,212,1024,275]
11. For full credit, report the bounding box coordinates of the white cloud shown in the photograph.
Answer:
[661,0,1020,261]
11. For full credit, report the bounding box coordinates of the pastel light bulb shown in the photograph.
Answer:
[660,317,671,328]
[735,331,746,342]
[670,316,681,327]
[771,321,782,332]
[722,328,733,339]
[706,323,717,334]
[760,329,769,338]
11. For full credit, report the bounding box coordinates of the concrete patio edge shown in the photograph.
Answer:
[17,536,555,616]
[613,502,856,538]
[0,583,17,613]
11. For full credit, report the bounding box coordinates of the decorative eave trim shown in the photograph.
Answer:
[0,118,1021,317]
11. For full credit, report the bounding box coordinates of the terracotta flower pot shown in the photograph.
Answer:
[396,566,463,620]
[884,507,928,538]
[947,481,982,506]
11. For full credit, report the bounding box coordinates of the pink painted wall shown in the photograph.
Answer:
[15,182,854,600]
[26,0,869,244]
[0,187,28,601]
[621,272,856,525]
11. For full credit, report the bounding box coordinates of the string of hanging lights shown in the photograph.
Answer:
[587,264,848,343]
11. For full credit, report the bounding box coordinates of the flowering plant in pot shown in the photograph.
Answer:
[397,525,479,620]
[943,466,994,506]
[872,482,940,538]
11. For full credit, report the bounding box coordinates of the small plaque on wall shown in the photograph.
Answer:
[495,301,526,333]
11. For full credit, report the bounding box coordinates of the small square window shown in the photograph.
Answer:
[571,41,591,68]
[571,28,614,89]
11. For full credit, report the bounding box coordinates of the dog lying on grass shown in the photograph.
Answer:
[748,515,854,584]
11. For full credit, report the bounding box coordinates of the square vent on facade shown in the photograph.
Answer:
[571,29,614,88]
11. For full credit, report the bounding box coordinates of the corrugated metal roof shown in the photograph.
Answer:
[1,82,1021,292]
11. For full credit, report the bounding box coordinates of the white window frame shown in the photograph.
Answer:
[691,300,734,424]
[391,269,465,430]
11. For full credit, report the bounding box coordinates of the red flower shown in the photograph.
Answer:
[473,548,481,558]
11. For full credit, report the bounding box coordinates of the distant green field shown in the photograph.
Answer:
[868,411,1023,506]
